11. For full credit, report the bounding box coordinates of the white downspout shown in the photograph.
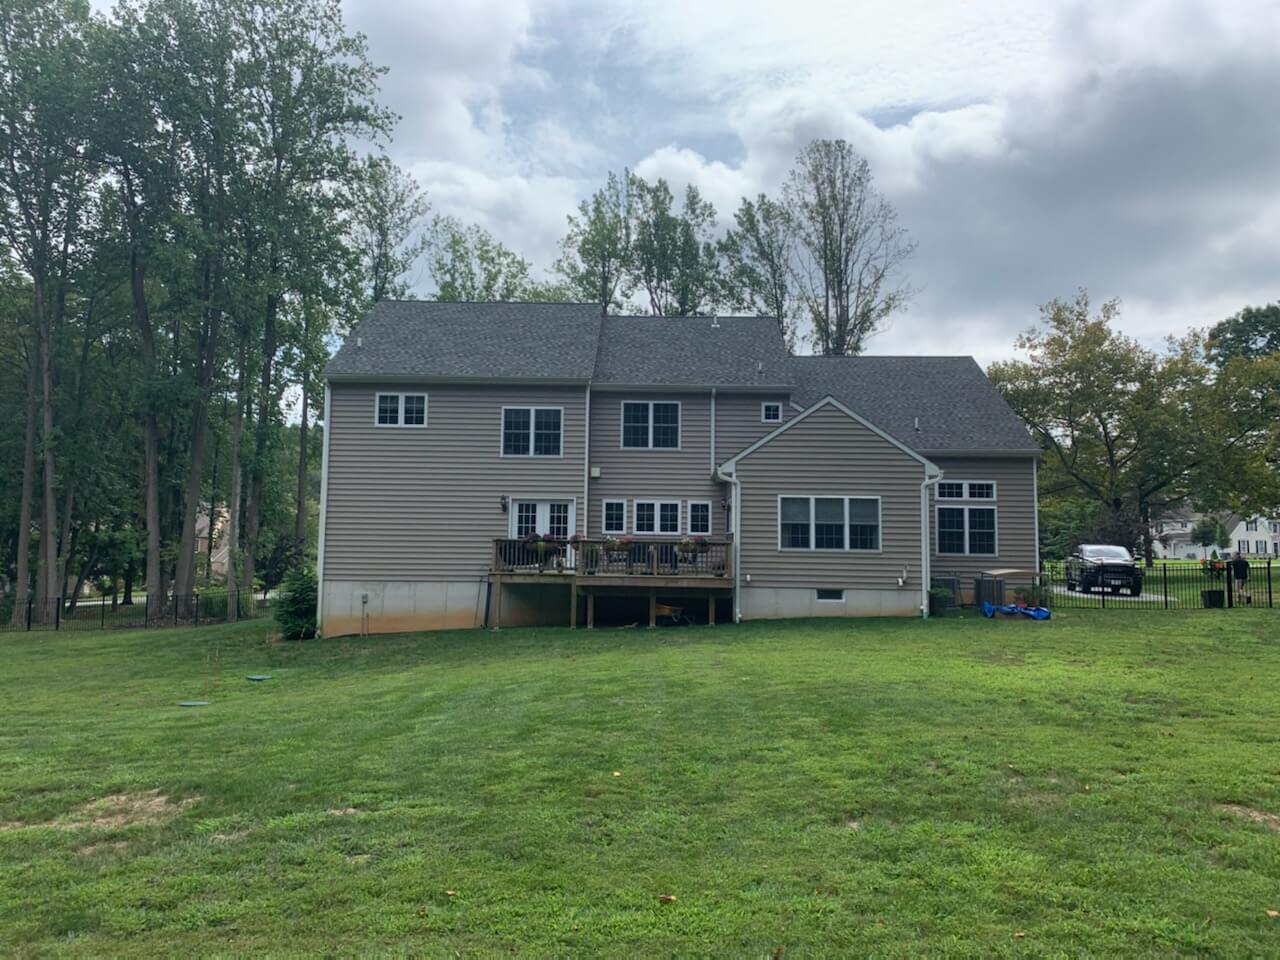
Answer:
[315,382,333,636]
[582,382,591,537]
[717,464,742,622]
[919,467,942,619]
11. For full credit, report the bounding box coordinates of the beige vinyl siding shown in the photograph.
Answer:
[929,456,1038,579]
[323,381,585,580]
[714,392,791,462]
[734,405,927,588]
[587,390,726,536]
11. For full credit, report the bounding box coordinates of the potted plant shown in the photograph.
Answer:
[1200,557,1226,608]
[523,532,562,571]
[603,535,632,565]
[568,533,598,574]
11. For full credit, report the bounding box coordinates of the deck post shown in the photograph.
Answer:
[570,581,578,629]
[708,593,715,626]
[586,591,595,629]
[648,590,656,628]
[492,578,503,629]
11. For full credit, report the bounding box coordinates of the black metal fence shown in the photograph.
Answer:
[1038,559,1274,610]
[0,591,272,634]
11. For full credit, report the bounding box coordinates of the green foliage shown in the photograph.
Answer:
[1207,302,1280,365]
[627,173,722,316]
[719,194,796,348]
[425,216,538,302]
[273,565,316,640]
[553,170,633,311]
[350,154,430,305]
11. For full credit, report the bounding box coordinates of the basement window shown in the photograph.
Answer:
[816,589,845,602]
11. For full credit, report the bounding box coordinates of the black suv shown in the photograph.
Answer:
[1066,544,1144,596]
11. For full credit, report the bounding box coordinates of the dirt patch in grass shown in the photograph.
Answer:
[210,829,250,843]
[0,790,199,832]
[76,840,130,857]
[1218,804,1280,832]
[327,807,360,816]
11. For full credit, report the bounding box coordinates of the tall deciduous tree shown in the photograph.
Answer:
[426,216,537,302]
[990,291,1280,564]
[1207,303,1280,365]
[719,194,796,348]
[554,170,632,313]
[784,139,915,355]
[627,174,721,317]
[351,154,429,305]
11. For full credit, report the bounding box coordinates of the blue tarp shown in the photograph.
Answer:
[981,602,1051,620]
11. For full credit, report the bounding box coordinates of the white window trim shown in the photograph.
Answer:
[776,495,883,554]
[633,499,682,535]
[500,405,565,458]
[620,400,682,451]
[761,401,783,424]
[374,392,428,428]
[687,500,712,535]
[935,504,999,557]
[601,499,627,535]
[936,479,997,501]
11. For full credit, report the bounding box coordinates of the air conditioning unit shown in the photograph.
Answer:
[973,577,1006,607]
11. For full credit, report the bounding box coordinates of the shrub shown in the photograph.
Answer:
[928,584,955,615]
[273,566,317,640]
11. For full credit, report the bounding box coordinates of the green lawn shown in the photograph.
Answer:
[2,612,1279,957]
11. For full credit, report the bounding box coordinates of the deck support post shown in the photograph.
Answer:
[570,581,578,629]
[648,590,656,628]
[492,578,503,630]
[586,591,594,629]
[708,593,715,626]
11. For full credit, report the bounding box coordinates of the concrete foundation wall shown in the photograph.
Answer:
[741,585,921,619]
[320,579,574,636]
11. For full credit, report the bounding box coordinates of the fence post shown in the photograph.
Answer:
[1162,564,1168,609]
[144,592,150,629]
[101,600,106,629]
[194,592,199,627]
[26,598,32,632]
[55,599,60,631]
[1226,569,1234,609]
[1268,559,1273,609]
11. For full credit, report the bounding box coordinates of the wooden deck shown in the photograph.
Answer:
[489,537,733,628]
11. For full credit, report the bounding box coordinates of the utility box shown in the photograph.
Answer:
[973,576,1005,606]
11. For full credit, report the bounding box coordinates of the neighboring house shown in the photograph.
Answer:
[316,302,1041,636]
[195,505,231,579]
[1152,511,1280,559]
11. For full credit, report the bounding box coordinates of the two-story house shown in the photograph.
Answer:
[315,302,1041,635]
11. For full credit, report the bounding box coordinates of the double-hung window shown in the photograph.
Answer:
[602,500,627,535]
[688,501,711,535]
[634,500,680,535]
[778,496,881,551]
[375,392,427,427]
[502,407,562,456]
[936,481,997,555]
[621,401,680,449]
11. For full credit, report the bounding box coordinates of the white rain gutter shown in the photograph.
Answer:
[315,382,333,636]
[716,463,742,622]
[919,466,943,619]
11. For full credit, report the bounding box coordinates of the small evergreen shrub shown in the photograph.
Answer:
[274,566,317,640]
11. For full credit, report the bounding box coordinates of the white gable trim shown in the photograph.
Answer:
[719,395,941,476]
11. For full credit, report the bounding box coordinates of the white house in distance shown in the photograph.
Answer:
[1152,510,1280,559]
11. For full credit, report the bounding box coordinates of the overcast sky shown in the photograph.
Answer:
[333,0,1280,362]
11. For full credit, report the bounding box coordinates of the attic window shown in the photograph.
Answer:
[761,402,782,423]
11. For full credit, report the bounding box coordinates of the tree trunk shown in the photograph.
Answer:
[125,233,164,615]
[294,377,308,550]
[243,289,278,599]
[122,555,135,606]
[35,283,60,609]
[225,354,247,620]
[9,347,37,625]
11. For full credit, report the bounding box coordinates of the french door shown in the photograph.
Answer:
[511,500,574,539]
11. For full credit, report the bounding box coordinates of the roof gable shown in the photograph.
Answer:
[594,315,790,387]
[720,395,940,474]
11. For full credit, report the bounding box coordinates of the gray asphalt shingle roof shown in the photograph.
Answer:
[789,356,1039,454]
[324,301,603,380]
[324,301,1036,454]
[593,315,791,386]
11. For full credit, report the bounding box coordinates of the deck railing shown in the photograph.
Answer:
[492,538,731,579]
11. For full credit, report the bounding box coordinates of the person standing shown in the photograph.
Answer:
[1230,551,1252,605]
